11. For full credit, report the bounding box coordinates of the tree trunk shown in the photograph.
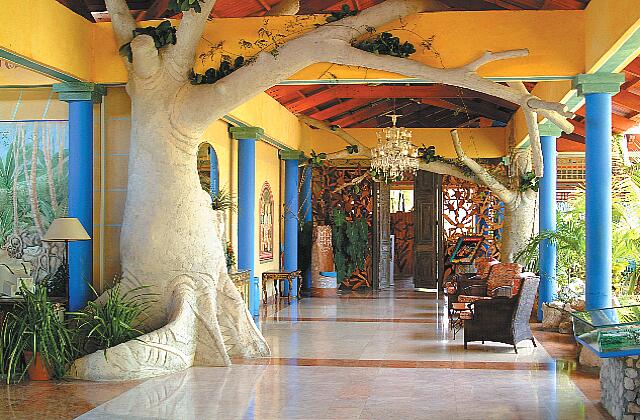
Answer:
[501,191,537,263]
[68,88,269,381]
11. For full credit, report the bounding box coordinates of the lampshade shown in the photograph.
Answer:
[42,217,91,242]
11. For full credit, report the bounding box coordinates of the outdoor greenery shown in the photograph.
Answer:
[190,56,246,85]
[519,171,540,192]
[224,241,236,270]
[68,282,156,359]
[2,285,75,383]
[119,20,177,63]
[326,4,358,22]
[211,187,237,212]
[516,143,640,301]
[331,209,369,283]
[168,0,204,13]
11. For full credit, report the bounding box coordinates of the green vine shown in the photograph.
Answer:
[353,32,416,58]
[326,4,358,22]
[119,21,177,63]
[308,150,327,166]
[346,145,359,154]
[331,209,369,283]
[168,0,204,13]
[190,56,245,84]
[519,171,540,192]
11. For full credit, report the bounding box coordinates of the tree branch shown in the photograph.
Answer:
[105,0,136,47]
[170,0,218,76]
[298,115,371,153]
[265,0,300,16]
[451,129,514,203]
[131,35,162,79]
[462,49,529,72]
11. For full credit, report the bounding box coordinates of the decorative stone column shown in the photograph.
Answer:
[300,164,313,291]
[538,121,561,320]
[280,150,304,296]
[230,126,263,314]
[572,74,624,310]
[52,82,105,311]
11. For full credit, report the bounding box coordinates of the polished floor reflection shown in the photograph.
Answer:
[2,288,609,419]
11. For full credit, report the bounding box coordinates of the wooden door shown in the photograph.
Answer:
[373,182,391,289]
[413,171,442,289]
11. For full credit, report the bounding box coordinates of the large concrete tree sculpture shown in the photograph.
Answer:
[70,0,573,380]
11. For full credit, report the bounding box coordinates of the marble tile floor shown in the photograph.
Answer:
[0,291,610,420]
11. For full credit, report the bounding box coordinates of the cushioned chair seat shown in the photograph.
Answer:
[457,295,492,303]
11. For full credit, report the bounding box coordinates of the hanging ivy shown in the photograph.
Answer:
[353,32,416,58]
[417,144,439,163]
[308,150,327,166]
[326,4,358,23]
[190,56,246,85]
[119,21,177,63]
[519,171,540,192]
[168,0,204,13]
[346,145,359,154]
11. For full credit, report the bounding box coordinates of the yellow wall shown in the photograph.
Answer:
[309,127,508,158]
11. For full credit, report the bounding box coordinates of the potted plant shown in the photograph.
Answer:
[3,285,74,383]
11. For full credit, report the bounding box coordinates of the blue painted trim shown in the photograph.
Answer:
[584,93,613,311]
[209,146,219,195]
[538,135,558,321]
[67,100,93,311]
[574,336,640,359]
[283,159,299,296]
[237,138,257,308]
[319,272,337,277]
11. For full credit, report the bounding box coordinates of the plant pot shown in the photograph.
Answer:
[23,351,50,381]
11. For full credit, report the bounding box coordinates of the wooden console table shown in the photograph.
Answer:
[229,269,250,309]
[262,270,302,304]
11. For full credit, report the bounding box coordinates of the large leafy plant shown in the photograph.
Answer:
[2,285,75,383]
[331,209,369,283]
[353,32,416,58]
[210,186,237,212]
[69,282,156,358]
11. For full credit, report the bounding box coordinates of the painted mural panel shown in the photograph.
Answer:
[259,182,274,262]
[0,121,68,296]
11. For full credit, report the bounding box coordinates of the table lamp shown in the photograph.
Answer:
[42,217,91,303]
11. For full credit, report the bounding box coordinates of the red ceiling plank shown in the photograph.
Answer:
[284,87,339,113]
[570,119,585,137]
[340,85,472,99]
[444,99,511,122]
[625,58,640,78]
[137,0,169,20]
[332,101,397,127]
[308,98,370,120]
[614,91,640,113]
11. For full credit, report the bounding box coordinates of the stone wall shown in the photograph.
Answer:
[601,356,640,419]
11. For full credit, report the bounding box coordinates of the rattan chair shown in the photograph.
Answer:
[463,275,540,353]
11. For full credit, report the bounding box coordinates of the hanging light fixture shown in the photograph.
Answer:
[370,114,419,182]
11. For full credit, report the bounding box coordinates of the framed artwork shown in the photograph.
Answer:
[259,182,274,262]
[449,235,484,265]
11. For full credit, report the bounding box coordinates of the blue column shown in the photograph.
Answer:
[230,126,263,313]
[301,165,313,290]
[573,74,624,310]
[538,123,561,320]
[209,146,219,195]
[53,82,104,311]
[280,150,303,296]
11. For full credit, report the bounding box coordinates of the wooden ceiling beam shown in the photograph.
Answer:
[309,98,370,120]
[613,91,640,114]
[444,98,511,122]
[284,87,339,113]
[137,0,169,20]
[332,100,399,127]
[56,0,95,21]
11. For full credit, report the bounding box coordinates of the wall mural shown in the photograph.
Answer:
[312,164,373,290]
[259,181,273,262]
[442,175,504,260]
[0,121,68,296]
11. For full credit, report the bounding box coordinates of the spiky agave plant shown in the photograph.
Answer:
[68,280,157,359]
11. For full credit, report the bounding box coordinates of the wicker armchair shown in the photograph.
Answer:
[457,262,523,304]
[445,258,499,313]
[463,275,540,353]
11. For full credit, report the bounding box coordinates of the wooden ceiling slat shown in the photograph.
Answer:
[574,106,637,133]
[309,98,370,120]
[613,91,640,114]
[332,100,398,127]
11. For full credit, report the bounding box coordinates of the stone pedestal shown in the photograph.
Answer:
[601,356,640,419]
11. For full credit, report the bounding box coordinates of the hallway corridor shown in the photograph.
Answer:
[4,291,608,419]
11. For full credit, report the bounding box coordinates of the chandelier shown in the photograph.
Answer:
[370,114,419,182]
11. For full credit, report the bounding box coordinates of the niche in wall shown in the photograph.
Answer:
[197,142,219,195]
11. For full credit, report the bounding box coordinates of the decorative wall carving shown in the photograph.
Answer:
[442,175,504,260]
[259,181,274,262]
